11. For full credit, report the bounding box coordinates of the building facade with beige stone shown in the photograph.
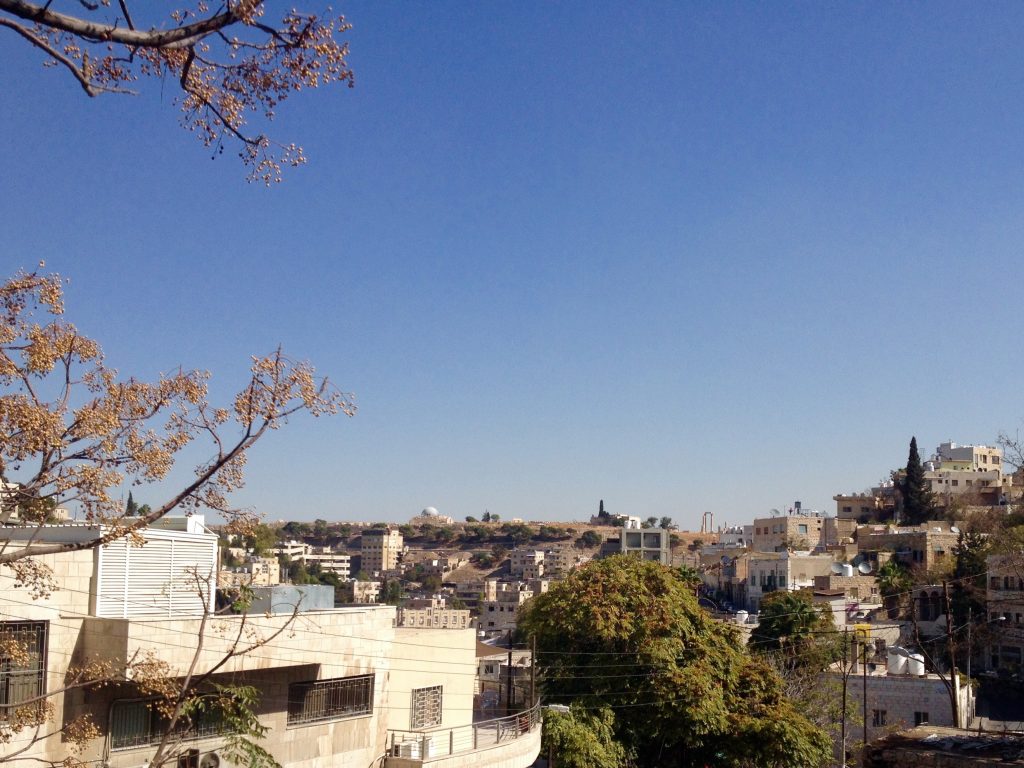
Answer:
[0,520,540,768]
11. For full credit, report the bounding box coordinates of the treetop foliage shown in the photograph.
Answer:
[519,556,831,767]
[900,436,935,525]
[0,0,354,183]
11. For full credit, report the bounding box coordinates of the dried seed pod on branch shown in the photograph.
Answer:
[0,1,354,183]
[0,266,354,569]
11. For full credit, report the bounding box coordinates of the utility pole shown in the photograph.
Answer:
[966,607,972,725]
[530,634,537,707]
[943,580,959,726]
[862,640,868,753]
[841,629,848,768]
[507,648,514,712]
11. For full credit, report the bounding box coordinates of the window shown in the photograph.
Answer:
[410,685,442,729]
[287,675,374,726]
[872,709,887,727]
[842,506,852,514]
[110,698,226,750]
[914,711,929,726]
[0,621,46,717]
[951,480,959,487]
[798,524,808,534]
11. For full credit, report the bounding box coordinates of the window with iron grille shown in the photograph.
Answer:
[410,685,442,729]
[0,621,46,717]
[287,675,374,726]
[110,698,228,750]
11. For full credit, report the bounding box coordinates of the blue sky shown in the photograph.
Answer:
[3,2,1024,528]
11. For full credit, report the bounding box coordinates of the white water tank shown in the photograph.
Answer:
[887,647,907,675]
[840,564,855,577]
[908,653,926,676]
[735,610,749,625]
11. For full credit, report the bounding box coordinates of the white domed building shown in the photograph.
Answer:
[410,506,454,525]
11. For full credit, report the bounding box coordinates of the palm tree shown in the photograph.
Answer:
[877,559,912,618]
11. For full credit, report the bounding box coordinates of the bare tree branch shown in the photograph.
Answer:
[0,0,254,49]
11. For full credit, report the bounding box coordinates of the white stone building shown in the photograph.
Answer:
[0,520,541,768]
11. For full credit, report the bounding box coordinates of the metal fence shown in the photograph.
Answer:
[387,703,541,761]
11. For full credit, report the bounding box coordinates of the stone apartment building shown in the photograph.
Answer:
[833,652,972,745]
[751,508,828,552]
[272,540,351,579]
[341,579,382,604]
[986,554,1024,672]
[219,555,281,588]
[397,597,472,630]
[601,528,672,564]
[509,549,545,579]
[745,551,836,612]
[813,572,880,603]
[361,527,404,576]
[0,519,541,768]
[480,580,534,633]
[857,523,959,573]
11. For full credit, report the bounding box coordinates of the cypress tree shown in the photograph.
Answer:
[125,490,138,517]
[901,436,934,525]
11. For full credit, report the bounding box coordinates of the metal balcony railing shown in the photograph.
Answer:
[386,703,541,761]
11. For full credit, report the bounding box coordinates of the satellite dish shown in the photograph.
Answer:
[199,754,221,768]
[950,526,961,534]
[830,562,844,575]
[858,562,873,575]
[721,555,731,565]
[851,554,865,566]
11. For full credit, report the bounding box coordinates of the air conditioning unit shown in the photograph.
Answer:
[392,738,436,759]
[393,741,419,758]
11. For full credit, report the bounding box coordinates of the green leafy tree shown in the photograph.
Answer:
[312,518,330,543]
[420,574,442,592]
[901,436,935,525]
[244,523,278,555]
[541,705,630,768]
[434,526,456,544]
[877,559,913,617]
[659,516,674,530]
[748,591,838,671]
[519,557,831,768]
[281,521,312,538]
[381,579,403,605]
[642,515,658,529]
[503,523,534,546]
[482,511,492,523]
[125,491,139,516]
[951,529,991,666]
[575,530,602,549]
[465,516,478,523]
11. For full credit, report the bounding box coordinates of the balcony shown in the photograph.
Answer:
[385,704,541,768]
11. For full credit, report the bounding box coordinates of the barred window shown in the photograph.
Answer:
[110,698,227,750]
[410,686,442,729]
[0,621,46,716]
[287,675,374,726]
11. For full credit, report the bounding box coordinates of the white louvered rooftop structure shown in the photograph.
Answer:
[0,516,218,618]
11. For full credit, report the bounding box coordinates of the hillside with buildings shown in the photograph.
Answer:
[5,438,1024,768]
